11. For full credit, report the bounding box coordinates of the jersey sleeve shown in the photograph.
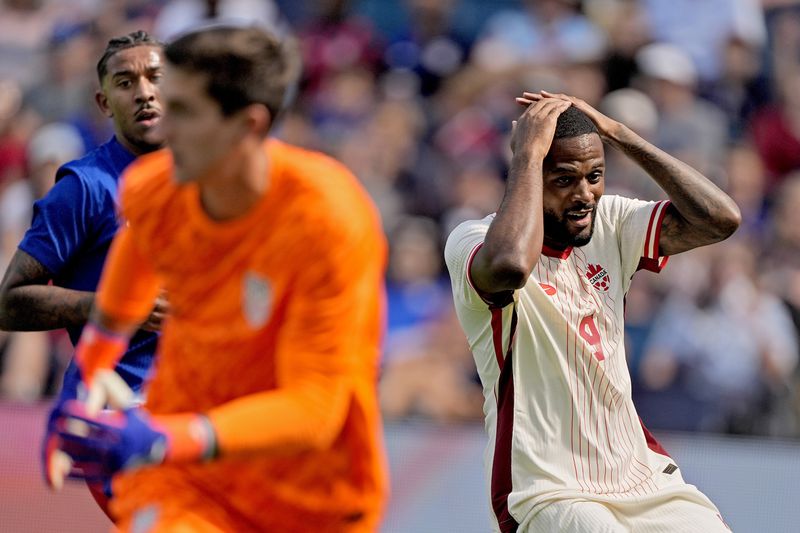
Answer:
[601,195,670,284]
[443,217,494,310]
[17,170,95,275]
[208,191,387,455]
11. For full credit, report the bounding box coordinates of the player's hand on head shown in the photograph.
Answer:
[510,96,571,158]
[140,290,169,332]
[518,90,621,140]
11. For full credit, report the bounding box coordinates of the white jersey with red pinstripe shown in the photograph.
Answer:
[445,195,720,532]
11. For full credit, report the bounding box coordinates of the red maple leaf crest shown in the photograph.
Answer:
[586,264,610,292]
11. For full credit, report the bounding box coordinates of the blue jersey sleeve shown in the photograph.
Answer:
[18,170,94,275]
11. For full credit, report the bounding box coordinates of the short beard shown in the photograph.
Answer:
[543,206,597,248]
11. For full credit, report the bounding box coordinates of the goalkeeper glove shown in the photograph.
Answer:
[44,401,216,487]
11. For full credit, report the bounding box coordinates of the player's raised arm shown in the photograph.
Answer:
[469,97,572,302]
[520,91,741,256]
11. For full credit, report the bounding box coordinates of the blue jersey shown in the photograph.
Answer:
[18,136,158,401]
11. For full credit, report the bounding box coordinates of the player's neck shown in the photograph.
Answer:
[197,142,269,222]
[542,235,569,251]
[115,133,162,157]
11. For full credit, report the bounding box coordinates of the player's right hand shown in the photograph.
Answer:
[518,91,622,143]
[48,403,216,481]
[43,400,72,490]
[510,96,571,159]
[43,370,136,490]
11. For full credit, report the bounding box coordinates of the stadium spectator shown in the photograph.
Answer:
[153,0,285,42]
[296,0,383,95]
[635,42,728,180]
[0,122,84,402]
[641,0,766,83]
[639,241,798,434]
[380,216,483,422]
[750,67,800,188]
[471,0,607,71]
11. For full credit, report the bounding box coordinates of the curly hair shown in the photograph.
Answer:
[96,30,163,84]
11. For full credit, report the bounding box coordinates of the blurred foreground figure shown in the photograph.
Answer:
[45,26,388,532]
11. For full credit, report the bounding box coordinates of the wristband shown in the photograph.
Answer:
[74,323,129,386]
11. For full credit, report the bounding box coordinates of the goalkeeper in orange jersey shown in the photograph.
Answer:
[44,26,389,532]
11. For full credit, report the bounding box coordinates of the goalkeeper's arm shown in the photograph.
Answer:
[75,225,160,403]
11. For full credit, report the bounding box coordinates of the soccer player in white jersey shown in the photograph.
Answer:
[444,90,741,533]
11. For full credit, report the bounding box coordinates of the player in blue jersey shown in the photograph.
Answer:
[0,30,167,516]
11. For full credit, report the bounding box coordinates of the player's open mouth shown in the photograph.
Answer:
[565,208,593,227]
[135,110,161,127]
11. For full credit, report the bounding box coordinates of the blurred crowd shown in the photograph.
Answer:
[1,0,800,438]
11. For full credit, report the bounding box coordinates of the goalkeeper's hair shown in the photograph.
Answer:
[554,106,599,140]
[164,26,301,128]
[96,30,163,84]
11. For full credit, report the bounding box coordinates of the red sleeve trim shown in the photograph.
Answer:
[466,242,494,306]
[638,200,670,273]
[465,242,484,295]
[466,242,515,307]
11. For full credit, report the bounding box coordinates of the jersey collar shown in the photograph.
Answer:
[541,243,573,259]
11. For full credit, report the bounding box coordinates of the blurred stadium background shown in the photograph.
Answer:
[2,0,800,531]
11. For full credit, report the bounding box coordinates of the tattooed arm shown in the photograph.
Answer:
[0,249,94,331]
[520,91,741,256]
[601,125,740,255]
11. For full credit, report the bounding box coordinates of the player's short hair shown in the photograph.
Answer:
[96,30,162,84]
[554,106,599,140]
[164,26,301,126]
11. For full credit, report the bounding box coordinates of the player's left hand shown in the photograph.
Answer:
[45,402,216,487]
[516,90,622,141]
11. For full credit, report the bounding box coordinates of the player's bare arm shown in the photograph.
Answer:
[0,249,168,332]
[0,249,94,331]
[607,127,740,255]
[470,98,572,299]
[520,91,741,256]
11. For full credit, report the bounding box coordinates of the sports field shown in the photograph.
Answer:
[2,402,800,532]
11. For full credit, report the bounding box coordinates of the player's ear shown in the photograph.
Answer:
[95,89,112,118]
[243,103,271,137]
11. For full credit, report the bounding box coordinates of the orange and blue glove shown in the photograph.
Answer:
[43,323,136,490]
[44,401,216,485]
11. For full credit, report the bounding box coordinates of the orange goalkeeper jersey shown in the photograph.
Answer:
[98,139,388,532]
